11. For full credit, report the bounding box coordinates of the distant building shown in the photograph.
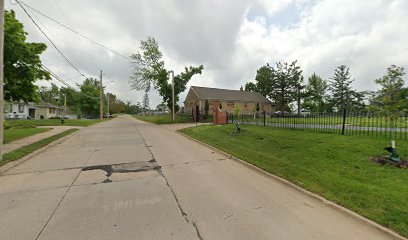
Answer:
[183,86,275,116]
[4,101,65,119]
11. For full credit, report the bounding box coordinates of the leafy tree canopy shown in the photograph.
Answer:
[129,37,204,114]
[4,10,50,102]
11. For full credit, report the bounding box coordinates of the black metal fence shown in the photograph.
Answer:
[228,110,408,140]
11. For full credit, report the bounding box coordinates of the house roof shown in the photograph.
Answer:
[189,86,273,104]
[34,102,64,109]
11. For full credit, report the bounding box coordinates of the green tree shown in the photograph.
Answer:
[60,87,81,116]
[129,37,203,116]
[329,65,360,111]
[373,65,405,122]
[4,10,50,102]
[268,61,303,113]
[204,99,209,118]
[156,102,168,112]
[244,65,273,97]
[107,93,127,114]
[302,73,328,112]
[79,78,100,118]
[129,37,163,93]
[142,91,150,111]
[244,82,258,92]
[39,83,62,105]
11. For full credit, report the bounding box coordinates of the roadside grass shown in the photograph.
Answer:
[0,129,79,167]
[4,128,51,144]
[180,124,408,237]
[242,115,408,128]
[133,114,192,124]
[7,119,103,128]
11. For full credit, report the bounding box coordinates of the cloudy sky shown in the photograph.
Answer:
[5,0,408,108]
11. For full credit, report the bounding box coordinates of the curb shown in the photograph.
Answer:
[0,129,80,175]
[177,130,407,240]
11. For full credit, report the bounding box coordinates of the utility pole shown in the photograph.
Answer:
[0,0,5,160]
[63,93,66,119]
[170,70,175,121]
[107,92,110,117]
[99,70,103,120]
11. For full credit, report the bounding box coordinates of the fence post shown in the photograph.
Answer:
[341,109,347,135]
[263,111,266,126]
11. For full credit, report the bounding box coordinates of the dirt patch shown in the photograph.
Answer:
[370,157,408,169]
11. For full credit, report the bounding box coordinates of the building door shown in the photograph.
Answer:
[28,108,36,119]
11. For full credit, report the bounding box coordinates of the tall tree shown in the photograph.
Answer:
[373,65,405,116]
[129,37,163,92]
[4,10,50,102]
[39,83,62,105]
[329,65,359,111]
[79,78,100,118]
[60,87,81,115]
[142,91,150,111]
[129,37,203,115]
[302,73,328,112]
[244,65,273,97]
[268,61,303,113]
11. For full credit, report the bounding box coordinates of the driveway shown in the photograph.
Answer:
[0,115,402,240]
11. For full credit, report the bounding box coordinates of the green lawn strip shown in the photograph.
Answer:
[7,119,104,128]
[133,114,192,124]
[180,125,408,237]
[242,115,408,128]
[0,128,79,167]
[4,128,51,144]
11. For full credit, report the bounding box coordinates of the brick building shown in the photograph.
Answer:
[183,86,275,116]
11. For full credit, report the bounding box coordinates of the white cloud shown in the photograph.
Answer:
[5,0,408,107]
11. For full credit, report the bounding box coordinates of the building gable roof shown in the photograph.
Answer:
[190,86,272,104]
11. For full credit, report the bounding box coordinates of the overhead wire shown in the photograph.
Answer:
[41,64,99,100]
[19,0,131,61]
[15,0,87,78]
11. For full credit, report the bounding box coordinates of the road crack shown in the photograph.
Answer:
[134,124,204,240]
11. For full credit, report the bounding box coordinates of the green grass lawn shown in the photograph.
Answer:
[7,119,103,128]
[4,128,51,144]
[241,115,408,128]
[180,124,408,237]
[133,114,193,124]
[1,128,79,167]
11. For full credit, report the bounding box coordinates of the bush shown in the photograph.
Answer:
[3,120,11,129]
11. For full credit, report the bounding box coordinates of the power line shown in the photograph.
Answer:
[19,1,131,61]
[15,0,86,78]
[41,64,99,100]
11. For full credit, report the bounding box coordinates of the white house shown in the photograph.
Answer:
[4,101,66,119]
[4,101,36,119]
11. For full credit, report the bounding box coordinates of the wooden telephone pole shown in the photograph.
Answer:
[99,70,103,119]
[0,0,5,160]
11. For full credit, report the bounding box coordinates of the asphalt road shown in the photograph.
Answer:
[0,115,402,240]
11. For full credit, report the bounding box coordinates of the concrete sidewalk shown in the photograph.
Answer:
[0,115,404,240]
[3,126,82,154]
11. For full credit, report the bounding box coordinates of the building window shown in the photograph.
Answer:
[244,104,248,108]
[18,104,24,113]
[9,104,13,113]
[227,102,234,108]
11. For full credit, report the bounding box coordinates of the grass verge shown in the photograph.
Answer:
[180,124,408,237]
[4,128,51,144]
[7,119,104,128]
[133,114,192,124]
[0,128,79,167]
